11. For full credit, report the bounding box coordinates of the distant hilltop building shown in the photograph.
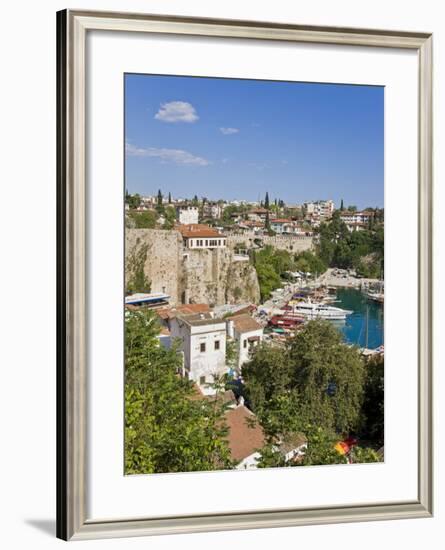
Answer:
[339,210,373,231]
[269,218,307,235]
[247,208,268,222]
[304,200,335,220]
[202,202,223,220]
[176,204,199,225]
[178,224,227,249]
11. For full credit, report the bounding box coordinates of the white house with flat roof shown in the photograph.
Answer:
[170,312,227,394]
[226,314,263,368]
[176,205,199,225]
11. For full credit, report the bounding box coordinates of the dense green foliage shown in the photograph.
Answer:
[252,246,294,300]
[361,355,384,445]
[125,191,141,209]
[163,206,177,229]
[293,250,327,275]
[125,309,232,474]
[316,210,384,277]
[243,320,366,436]
[128,210,158,229]
[243,321,381,466]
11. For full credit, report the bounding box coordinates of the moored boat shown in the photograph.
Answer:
[288,300,353,321]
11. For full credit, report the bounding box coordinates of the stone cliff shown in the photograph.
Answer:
[125,229,260,307]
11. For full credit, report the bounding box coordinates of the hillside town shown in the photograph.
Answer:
[125,191,384,472]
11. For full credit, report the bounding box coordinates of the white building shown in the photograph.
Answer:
[203,202,223,219]
[269,218,298,234]
[339,211,373,227]
[226,314,263,368]
[169,312,227,394]
[305,200,335,221]
[178,224,227,249]
[247,208,268,222]
[176,205,199,225]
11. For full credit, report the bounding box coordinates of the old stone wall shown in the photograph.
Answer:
[126,229,261,307]
[125,229,182,304]
[226,232,314,254]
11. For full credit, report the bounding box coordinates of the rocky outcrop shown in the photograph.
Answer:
[125,229,260,307]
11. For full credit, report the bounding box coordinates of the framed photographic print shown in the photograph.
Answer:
[57,9,433,541]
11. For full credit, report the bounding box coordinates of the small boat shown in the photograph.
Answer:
[269,315,305,329]
[365,290,384,304]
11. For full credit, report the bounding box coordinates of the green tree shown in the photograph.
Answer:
[168,192,172,204]
[163,206,177,229]
[361,355,384,444]
[258,430,339,468]
[157,189,163,206]
[243,321,366,436]
[340,198,344,210]
[264,191,270,210]
[294,251,327,275]
[265,209,270,231]
[255,261,281,300]
[125,191,141,209]
[288,320,365,433]
[243,345,294,417]
[128,210,158,229]
[351,446,380,464]
[296,426,347,466]
[125,309,232,474]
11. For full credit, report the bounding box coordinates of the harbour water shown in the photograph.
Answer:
[334,288,384,349]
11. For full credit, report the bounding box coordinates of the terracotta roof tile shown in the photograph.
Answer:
[227,313,262,334]
[225,406,265,462]
[157,304,210,320]
[177,224,224,238]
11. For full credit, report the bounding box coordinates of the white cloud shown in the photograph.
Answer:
[220,127,239,135]
[154,101,198,123]
[126,143,210,166]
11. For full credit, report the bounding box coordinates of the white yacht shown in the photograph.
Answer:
[289,301,353,321]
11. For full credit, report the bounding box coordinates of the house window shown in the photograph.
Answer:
[199,376,206,385]
[243,339,247,349]
[200,342,206,353]
[214,340,220,350]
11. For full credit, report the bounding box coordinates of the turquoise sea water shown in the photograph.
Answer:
[333,288,384,349]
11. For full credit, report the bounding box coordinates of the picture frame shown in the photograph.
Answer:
[57,9,433,541]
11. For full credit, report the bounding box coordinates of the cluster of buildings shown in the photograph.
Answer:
[128,193,377,236]
[125,296,308,469]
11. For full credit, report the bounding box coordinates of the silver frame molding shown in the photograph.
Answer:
[56,9,433,541]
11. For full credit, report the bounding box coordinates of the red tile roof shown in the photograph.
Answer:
[225,406,265,462]
[177,224,224,238]
[156,303,210,321]
[227,313,262,334]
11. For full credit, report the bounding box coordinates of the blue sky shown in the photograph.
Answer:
[125,74,384,209]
